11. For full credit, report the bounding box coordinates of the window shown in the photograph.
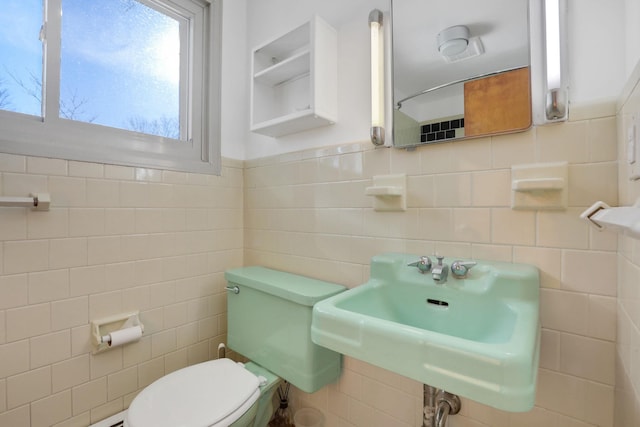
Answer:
[0,0,221,174]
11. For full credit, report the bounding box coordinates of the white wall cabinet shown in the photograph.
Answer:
[250,16,337,137]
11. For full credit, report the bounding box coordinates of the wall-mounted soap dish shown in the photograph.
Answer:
[365,174,406,211]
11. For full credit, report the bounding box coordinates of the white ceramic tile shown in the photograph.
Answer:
[30,390,72,427]
[2,173,48,198]
[49,238,88,269]
[51,297,88,331]
[71,377,107,415]
[0,153,26,173]
[471,170,511,207]
[49,176,87,207]
[3,240,48,274]
[104,165,134,181]
[562,250,617,296]
[27,157,67,176]
[540,289,588,335]
[28,269,69,304]
[568,162,617,206]
[433,173,471,207]
[513,246,562,289]
[86,179,120,207]
[7,366,51,409]
[490,208,536,246]
[6,303,51,342]
[537,208,590,249]
[0,339,29,378]
[69,208,106,237]
[0,207,27,240]
[68,161,104,178]
[560,333,615,384]
[30,330,71,369]
[27,208,69,239]
[0,274,28,309]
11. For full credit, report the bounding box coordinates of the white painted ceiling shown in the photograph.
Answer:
[392,0,530,102]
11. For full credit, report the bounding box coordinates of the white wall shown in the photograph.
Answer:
[226,0,627,161]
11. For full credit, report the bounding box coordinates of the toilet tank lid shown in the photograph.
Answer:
[225,266,345,306]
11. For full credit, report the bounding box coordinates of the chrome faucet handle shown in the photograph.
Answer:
[451,260,477,278]
[435,255,445,266]
[408,256,432,274]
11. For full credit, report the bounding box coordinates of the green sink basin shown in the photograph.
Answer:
[311,253,540,412]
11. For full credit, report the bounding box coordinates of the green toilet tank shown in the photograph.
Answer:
[225,266,346,393]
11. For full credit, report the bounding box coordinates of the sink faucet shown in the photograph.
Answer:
[432,256,448,284]
[451,260,477,279]
[408,256,432,274]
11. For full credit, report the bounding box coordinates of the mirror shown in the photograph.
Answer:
[392,0,532,148]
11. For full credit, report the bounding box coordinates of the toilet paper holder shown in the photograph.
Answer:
[91,311,145,353]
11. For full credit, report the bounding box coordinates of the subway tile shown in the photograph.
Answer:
[7,366,51,409]
[433,173,471,207]
[70,265,106,297]
[123,335,152,368]
[68,161,104,178]
[88,290,123,320]
[0,311,5,344]
[30,390,72,427]
[71,325,92,356]
[87,236,123,265]
[491,129,536,169]
[568,162,617,207]
[151,329,177,358]
[513,246,562,289]
[0,404,30,427]
[0,274,28,309]
[491,208,536,246]
[27,157,67,176]
[451,137,492,172]
[27,208,69,239]
[6,302,51,342]
[104,165,134,181]
[51,296,88,331]
[30,330,71,369]
[0,207,27,240]
[537,208,590,249]
[560,333,615,384]
[471,170,511,207]
[3,239,48,274]
[69,208,106,237]
[0,378,5,413]
[562,250,617,296]
[135,167,162,182]
[49,237,88,269]
[90,347,123,380]
[588,116,617,162]
[0,153,26,173]
[86,179,120,207]
[536,121,588,164]
[0,340,30,377]
[52,355,90,393]
[540,289,588,335]
[452,208,491,243]
[49,176,87,207]
[138,357,165,388]
[72,377,107,415]
[107,366,138,401]
[28,269,70,304]
[588,295,616,341]
[104,208,136,235]
[2,173,48,198]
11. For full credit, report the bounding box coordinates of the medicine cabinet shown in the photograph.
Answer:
[250,16,337,137]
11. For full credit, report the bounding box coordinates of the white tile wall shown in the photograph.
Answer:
[0,108,625,426]
[245,114,618,427]
[615,59,640,426]
[0,156,243,426]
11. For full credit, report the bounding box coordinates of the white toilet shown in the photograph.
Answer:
[126,266,345,427]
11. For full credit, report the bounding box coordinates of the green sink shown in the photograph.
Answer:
[311,253,540,412]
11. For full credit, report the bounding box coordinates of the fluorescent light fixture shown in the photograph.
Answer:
[544,0,567,121]
[369,9,384,146]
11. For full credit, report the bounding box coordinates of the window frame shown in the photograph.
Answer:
[0,0,222,175]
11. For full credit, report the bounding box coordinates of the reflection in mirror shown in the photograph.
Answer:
[392,0,532,148]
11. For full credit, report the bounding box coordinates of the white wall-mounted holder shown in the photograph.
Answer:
[581,200,640,239]
[0,193,50,210]
[91,312,144,353]
[511,162,568,210]
[365,173,406,211]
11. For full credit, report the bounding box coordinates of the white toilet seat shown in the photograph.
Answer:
[127,358,261,427]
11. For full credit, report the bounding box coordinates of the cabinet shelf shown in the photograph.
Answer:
[254,50,311,86]
[250,16,337,138]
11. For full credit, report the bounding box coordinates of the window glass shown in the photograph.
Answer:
[61,0,181,139]
[0,0,43,117]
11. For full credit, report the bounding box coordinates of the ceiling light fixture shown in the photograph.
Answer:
[437,25,470,58]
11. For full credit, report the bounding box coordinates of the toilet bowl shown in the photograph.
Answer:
[126,266,345,427]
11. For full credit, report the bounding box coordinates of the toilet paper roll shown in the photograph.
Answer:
[105,326,143,347]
